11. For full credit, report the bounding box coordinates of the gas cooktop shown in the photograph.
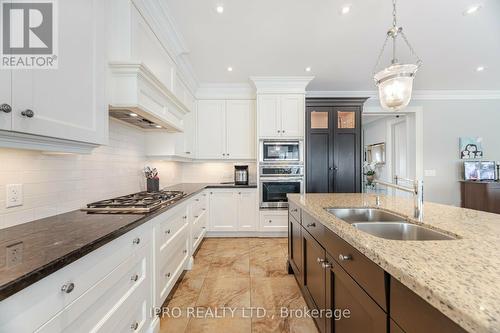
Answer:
[82,190,186,214]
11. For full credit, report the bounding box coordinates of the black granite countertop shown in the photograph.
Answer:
[0,183,257,301]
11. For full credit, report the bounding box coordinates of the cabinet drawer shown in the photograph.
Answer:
[157,225,189,304]
[323,228,387,311]
[302,211,326,244]
[159,206,188,245]
[0,222,151,333]
[260,212,288,231]
[36,244,150,333]
[190,193,208,219]
[390,278,467,333]
[289,202,301,223]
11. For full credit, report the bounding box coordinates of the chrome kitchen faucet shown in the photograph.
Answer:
[373,178,424,222]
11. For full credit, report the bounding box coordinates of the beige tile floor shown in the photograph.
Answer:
[159,238,319,333]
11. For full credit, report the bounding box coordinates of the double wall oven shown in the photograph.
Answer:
[259,140,304,209]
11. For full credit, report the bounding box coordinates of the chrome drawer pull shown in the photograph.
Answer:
[132,238,141,245]
[131,274,139,282]
[130,322,139,331]
[61,282,75,294]
[194,215,199,218]
[339,254,352,261]
[165,272,171,278]
[306,223,316,228]
[292,208,298,212]
[165,229,171,235]
[317,257,326,264]
[195,199,200,202]
[183,249,188,254]
[322,262,333,269]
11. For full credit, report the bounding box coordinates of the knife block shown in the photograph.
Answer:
[146,178,160,193]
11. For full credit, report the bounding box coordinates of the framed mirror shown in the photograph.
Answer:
[366,143,386,165]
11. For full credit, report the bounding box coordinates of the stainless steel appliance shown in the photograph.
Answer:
[260,165,304,209]
[82,190,186,214]
[234,165,249,185]
[261,140,301,162]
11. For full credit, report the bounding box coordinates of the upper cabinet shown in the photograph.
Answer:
[197,100,255,160]
[0,0,108,152]
[251,76,314,139]
[258,94,304,138]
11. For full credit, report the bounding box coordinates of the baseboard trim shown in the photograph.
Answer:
[206,231,287,238]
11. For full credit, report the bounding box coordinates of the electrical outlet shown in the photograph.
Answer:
[6,242,23,267]
[6,184,23,208]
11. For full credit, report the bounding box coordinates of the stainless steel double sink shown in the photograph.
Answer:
[326,208,455,241]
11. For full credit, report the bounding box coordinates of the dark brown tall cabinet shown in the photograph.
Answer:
[306,98,367,193]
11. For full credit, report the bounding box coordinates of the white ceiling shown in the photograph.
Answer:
[165,0,500,91]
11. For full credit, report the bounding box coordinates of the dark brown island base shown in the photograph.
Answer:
[287,200,467,333]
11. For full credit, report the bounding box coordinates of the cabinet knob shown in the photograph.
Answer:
[61,282,75,294]
[183,249,188,254]
[338,254,352,261]
[165,229,171,235]
[131,274,139,282]
[195,199,200,202]
[194,215,199,218]
[282,130,286,133]
[21,109,34,118]
[277,130,281,133]
[130,322,139,331]
[185,152,191,155]
[132,237,141,245]
[194,236,199,240]
[306,223,316,228]
[322,262,333,269]
[183,215,188,219]
[165,272,171,278]
[238,192,242,195]
[291,208,298,212]
[0,103,12,113]
[268,220,272,223]
[317,257,326,264]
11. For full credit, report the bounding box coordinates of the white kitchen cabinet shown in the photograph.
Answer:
[209,189,258,232]
[10,0,107,145]
[237,190,258,231]
[197,99,255,160]
[0,69,11,131]
[177,107,196,157]
[226,100,256,159]
[257,94,304,138]
[197,100,226,159]
[209,190,238,231]
[259,210,288,233]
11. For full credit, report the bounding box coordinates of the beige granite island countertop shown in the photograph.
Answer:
[288,193,500,333]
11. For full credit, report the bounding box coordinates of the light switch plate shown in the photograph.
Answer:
[424,170,437,177]
[6,184,23,208]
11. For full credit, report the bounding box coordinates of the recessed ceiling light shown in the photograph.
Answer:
[476,66,485,72]
[155,125,162,128]
[227,66,233,72]
[340,5,351,15]
[305,67,312,72]
[216,5,224,13]
[463,4,481,15]
[130,113,138,117]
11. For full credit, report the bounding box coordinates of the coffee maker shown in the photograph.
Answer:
[234,165,249,185]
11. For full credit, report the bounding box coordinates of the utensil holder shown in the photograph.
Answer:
[147,178,160,192]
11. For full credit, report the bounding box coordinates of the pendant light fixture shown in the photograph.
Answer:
[373,0,422,111]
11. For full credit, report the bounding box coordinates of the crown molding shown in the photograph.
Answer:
[196,83,256,100]
[251,76,315,94]
[307,90,500,100]
[132,0,199,95]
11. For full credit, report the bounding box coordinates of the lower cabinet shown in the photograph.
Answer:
[259,210,288,233]
[302,230,327,333]
[325,253,386,333]
[208,189,258,232]
[288,216,302,279]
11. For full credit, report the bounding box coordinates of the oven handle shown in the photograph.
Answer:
[260,177,304,182]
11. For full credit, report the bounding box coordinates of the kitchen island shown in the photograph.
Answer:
[287,193,500,333]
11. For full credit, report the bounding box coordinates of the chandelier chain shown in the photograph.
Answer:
[372,35,390,76]
[392,0,397,28]
[400,31,423,66]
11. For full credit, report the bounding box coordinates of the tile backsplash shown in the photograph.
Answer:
[0,119,256,229]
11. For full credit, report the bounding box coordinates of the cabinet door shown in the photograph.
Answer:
[197,100,226,159]
[175,109,196,157]
[226,100,255,159]
[0,68,11,131]
[11,0,107,144]
[209,190,237,231]
[302,230,326,333]
[288,217,303,280]
[237,190,257,231]
[325,253,386,333]
[258,95,281,137]
[280,95,304,137]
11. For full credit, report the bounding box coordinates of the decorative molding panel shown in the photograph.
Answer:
[307,90,500,100]
[196,83,256,100]
[251,76,315,94]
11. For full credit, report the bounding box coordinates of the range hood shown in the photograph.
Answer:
[108,62,191,132]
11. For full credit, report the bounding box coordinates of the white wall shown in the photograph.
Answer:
[365,98,500,206]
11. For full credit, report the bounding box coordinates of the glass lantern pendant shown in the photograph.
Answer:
[373,0,422,111]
